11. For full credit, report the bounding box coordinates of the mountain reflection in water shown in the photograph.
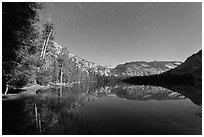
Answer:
[2,83,202,135]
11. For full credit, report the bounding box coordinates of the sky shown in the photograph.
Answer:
[38,2,202,67]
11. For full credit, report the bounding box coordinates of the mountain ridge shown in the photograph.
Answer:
[48,42,201,86]
[111,60,182,77]
[166,50,202,81]
[52,43,182,78]
[123,49,202,87]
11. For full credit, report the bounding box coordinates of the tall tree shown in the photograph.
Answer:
[56,55,64,84]
[37,20,56,85]
[2,2,43,92]
[40,20,55,60]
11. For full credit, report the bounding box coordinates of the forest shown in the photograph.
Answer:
[2,2,118,94]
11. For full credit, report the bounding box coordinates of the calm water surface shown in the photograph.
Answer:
[2,83,202,135]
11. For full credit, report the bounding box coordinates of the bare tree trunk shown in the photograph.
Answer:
[34,104,38,130]
[59,86,62,106]
[41,28,53,60]
[38,115,42,134]
[40,39,47,58]
[53,59,57,84]
[60,67,63,84]
[4,83,9,95]
[34,103,42,134]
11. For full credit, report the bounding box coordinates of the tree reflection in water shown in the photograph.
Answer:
[2,82,202,135]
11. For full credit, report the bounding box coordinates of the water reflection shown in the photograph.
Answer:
[2,83,202,135]
[164,85,202,106]
[111,85,186,101]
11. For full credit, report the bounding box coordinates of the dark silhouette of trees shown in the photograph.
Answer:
[2,2,43,92]
[122,73,195,86]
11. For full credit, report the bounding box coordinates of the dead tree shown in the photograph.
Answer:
[40,28,53,60]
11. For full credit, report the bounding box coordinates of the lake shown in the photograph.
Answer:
[2,83,202,135]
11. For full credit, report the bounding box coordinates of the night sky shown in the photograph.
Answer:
[39,2,202,67]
